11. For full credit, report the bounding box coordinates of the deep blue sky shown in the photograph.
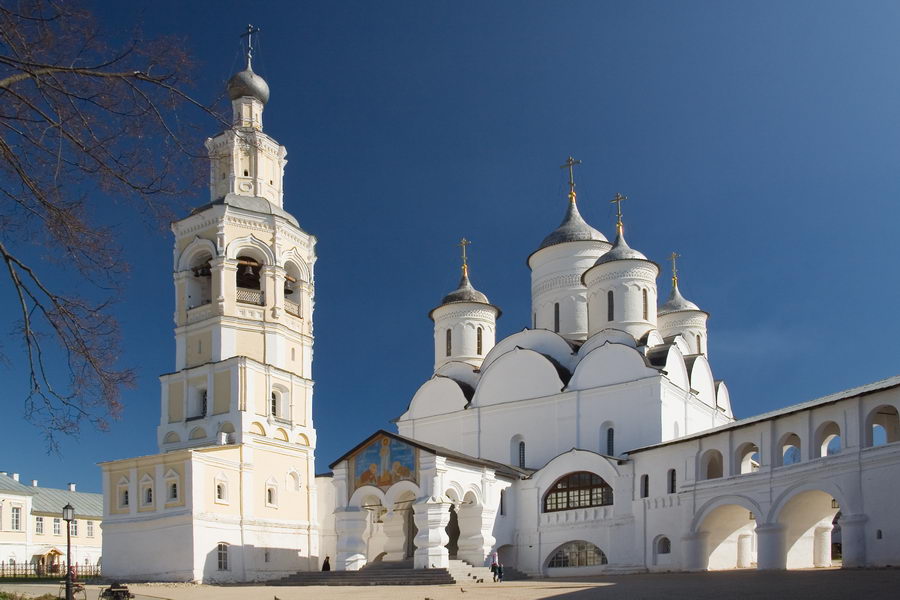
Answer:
[3,1,899,492]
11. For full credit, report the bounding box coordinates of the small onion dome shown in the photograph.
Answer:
[227,67,270,104]
[536,199,607,252]
[593,230,648,265]
[658,280,701,315]
[429,269,501,319]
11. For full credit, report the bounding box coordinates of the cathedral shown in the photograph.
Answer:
[100,49,900,582]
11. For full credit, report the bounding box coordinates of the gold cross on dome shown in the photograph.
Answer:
[610,193,627,233]
[240,24,261,67]
[669,252,680,285]
[457,237,471,275]
[560,156,582,203]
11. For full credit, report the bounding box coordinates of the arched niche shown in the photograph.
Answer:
[471,348,565,407]
[480,329,576,374]
[401,376,470,420]
[568,343,659,391]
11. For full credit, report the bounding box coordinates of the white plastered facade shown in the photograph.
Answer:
[100,62,319,583]
[321,196,900,576]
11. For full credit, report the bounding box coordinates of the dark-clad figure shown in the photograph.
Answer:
[322,556,331,571]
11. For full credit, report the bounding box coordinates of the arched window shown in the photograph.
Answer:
[169,482,178,500]
[216,483,226,502]
[667,469,676,494]
[121,490,129,507]
[445,329,452,356]
[144,487,153,505]
[235,255,261,290]
[642,289,648,320]
[217,543,229,571]
[186,253,213,309]
[640,474,649,498]
[499,489,506,516]
[607,290,614,321]
[271,392,278,417]
[735,442,760,474]
[547,541,608,567]
[606,428,615,456]
[865,405,900,447]
[554,303,560,332]
[778,432,802,466]
[696,334,703,354]
[533,312,536,328]
[200,389,207,417]
[700,449,724,480]
[543,472,613,512]
[518,441,526,468]
[266,486,277,506]
[814,421,842,457]
[657,537,671,554]
[477,327,483,355]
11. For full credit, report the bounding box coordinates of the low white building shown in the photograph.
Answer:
[320,175,900,576]
[0,473,102,574]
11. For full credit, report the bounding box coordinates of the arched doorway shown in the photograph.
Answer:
[776,489,839,568]
[694,502,759,570]
[445,504,459,559]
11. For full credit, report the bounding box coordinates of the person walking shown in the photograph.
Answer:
[496,561,504,583]
[490,554,499,582]
[322,556,331,571]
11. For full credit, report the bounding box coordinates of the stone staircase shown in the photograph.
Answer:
[269,557,529,586]
[269,559,454,586]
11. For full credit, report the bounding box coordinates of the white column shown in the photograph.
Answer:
[755,524,786,570]
[412,496,451,569]
[813,525,833,567]
[456,503,496,567]
[381,510,407,562]
[334,508,368,571]
[681,531,708,571]
[838,514,868,568]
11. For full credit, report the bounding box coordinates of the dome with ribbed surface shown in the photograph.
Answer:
[440,271,489,305]
[227,67,270,104]
[658,281,701,315]
[594,230,647,265]
[536,200,607,251]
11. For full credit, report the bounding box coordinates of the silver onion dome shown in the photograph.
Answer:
[227,67,270,104]
[536,200,607,252]
[440,271,490,305]
[658,281,701,315]
[594,230,648,265]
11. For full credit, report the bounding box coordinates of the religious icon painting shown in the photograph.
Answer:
[350,434,417,493]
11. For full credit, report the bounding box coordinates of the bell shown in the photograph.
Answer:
[284,281,294,295]
[242,264,255,276]
[201,266,212,277]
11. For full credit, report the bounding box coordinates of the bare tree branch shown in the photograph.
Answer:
[0,0,228,446]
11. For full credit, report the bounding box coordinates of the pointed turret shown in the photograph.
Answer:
[527,157,611,341]
[582,193,659,340]
[430,239,500,371]
[658,253,709,355]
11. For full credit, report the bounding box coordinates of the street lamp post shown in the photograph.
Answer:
[62,503,74,600]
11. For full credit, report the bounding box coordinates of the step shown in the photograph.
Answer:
[269,567,455,587]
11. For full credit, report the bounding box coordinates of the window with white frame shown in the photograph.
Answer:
[87,520,94,537]
[11,506,21,530]
[265,480,278,507]
[53,518,60,535]
[35,516,43,534]
[214,475,228,504]
[140,475,154,506]
[70,520,78,536]
[217,543,229,571]
[164,470,179,503]
[271,388,289,420]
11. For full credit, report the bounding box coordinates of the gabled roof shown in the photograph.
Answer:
[0,475,34,495]
[626,374,900,455]
[31,487,103,519]
[329,429,531,480]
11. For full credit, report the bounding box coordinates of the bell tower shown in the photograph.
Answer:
[158,31,317,458]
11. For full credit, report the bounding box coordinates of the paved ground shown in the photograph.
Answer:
[2,568,899,599]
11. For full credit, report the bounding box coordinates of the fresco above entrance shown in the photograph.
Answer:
[350,435,417,493]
